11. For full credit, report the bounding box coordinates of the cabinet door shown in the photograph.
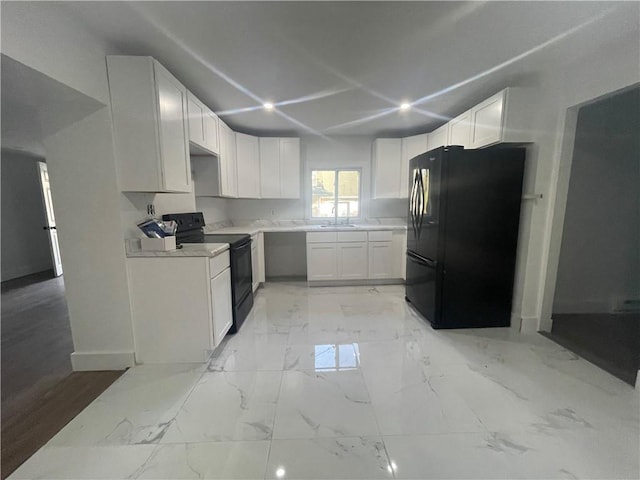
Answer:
[211,267,233,348]
[218,122,237,198]
[236,133,260,198]
[373,138,402,199]
[227,130,238,197]
[187,93,205,147]
[257,232,265,284]
[307,243,338,281]
[203,109,219,155]
[368,241,393,279]
[427,123,449,150]
[337,242,368,280]
[400,134,428,197]
[154,63,191,192]
[280,138,300,198]
[470,90,505,148]
[251,236,259,292]
[448,110,472,148]
[259,138,280,198]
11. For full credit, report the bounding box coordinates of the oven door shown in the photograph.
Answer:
[230,239,253,308]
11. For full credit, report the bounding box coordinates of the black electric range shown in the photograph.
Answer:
[162,212,253,333]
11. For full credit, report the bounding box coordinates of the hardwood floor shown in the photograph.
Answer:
[1,271,124,478]
[542,313,640,386]
[1,371,124,478]
[1,270,73,423]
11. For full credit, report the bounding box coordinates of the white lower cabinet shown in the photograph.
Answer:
[337,242,368,280]
[211,268,233,344]
[250,232,265,291]
[127,253,233,364]
[306,243,338,281]
[306,230,403,284]
[368,231,394,279]
[368,242,393,279]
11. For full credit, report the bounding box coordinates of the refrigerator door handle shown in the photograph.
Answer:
[407,250,437,268]
[416,169,426,236]
[410,170,420,238]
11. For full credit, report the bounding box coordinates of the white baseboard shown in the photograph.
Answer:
[520,316,540,334]
[509,312,522,331]
[70,351,135,371]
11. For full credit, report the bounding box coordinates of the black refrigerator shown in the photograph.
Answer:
[405,145,525,329]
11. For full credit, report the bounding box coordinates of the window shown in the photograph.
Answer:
[311,169,361,219]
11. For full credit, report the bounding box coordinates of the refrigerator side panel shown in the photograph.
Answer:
[439,147,525,328]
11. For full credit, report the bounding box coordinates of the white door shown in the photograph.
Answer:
[37,162,63,277]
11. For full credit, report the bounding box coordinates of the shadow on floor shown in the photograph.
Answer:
[542,313,640,386]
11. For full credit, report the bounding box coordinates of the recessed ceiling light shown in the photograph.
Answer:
[400,102,411,111]
[264,102,274,111]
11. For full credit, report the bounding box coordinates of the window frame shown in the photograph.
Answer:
[310,167,362,221]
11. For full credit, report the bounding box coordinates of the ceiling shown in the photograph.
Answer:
[2,1,638,155]
[63,1,638,137]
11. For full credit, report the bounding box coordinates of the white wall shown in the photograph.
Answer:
[0,150,53,281]
[552,87,639,313]
[2,3,137,369]
[43,108,135,369]
[0,2,114,105]
[517,26,640,331]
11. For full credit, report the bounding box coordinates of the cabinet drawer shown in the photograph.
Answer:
[307,231,337,243]
[209,250,230,278]
[337,231,367,242]
[367,230,393,242]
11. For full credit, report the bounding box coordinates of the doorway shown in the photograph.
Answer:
[37,161,63,276]
[544,86,640,386]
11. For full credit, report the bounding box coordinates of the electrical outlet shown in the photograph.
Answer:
[270,209,276,217]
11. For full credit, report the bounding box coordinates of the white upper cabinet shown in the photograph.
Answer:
[107,56,191,193]
[427,123,450,150]
[259,137,300,199]
[187,93,205,147]
[470,90,505,148]
[187,91,219,155]
[259,138,280,198]
[236,132,260,198]
[218,121,238,198]
[372,138,402,199]
[202,110,219,154]
[469,88,532,148]
[400,134,428,197]
[280,138,301,199]
[448,110,472,148]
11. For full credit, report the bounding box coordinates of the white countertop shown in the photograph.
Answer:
[205,223,407,236]
[126,242,230,258]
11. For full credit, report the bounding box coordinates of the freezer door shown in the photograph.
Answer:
[405,251,439,326]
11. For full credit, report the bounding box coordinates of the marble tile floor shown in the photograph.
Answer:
[10,283,639,479]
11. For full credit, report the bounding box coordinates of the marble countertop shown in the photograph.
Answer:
[126,242,229,258]
[205,223,407,236]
